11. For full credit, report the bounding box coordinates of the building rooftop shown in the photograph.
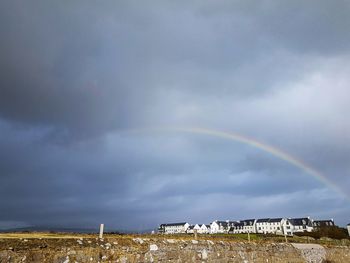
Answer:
[160,222,188,227]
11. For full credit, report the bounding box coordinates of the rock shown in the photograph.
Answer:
[292,243,326,263]
[320,237,333,241]
[120,256,128,263]
[201,249,208,260]
[191,240,198,244]
[133,238,144,244]
[150,244,158,251]
[145,252,154,262]
[207,240,214,245]
[167,239,176,243]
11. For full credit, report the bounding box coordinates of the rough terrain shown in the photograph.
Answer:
[0,234,349,262]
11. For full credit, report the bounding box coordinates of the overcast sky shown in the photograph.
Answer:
[0,0,349,231]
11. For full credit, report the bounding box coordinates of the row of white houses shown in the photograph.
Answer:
[158,217,335,236]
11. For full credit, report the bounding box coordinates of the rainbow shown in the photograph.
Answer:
[127,126,347,199]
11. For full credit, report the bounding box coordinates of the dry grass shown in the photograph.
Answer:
[0,232,348,247]
[0,232,92,239]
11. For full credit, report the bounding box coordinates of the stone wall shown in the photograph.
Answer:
[0,237,349,262]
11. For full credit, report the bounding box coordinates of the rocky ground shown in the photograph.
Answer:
[0,234,349,262]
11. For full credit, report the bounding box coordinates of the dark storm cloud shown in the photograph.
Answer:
[1,0,350,136]
[0,0,350,229]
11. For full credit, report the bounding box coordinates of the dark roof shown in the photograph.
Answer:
[240,219,255,225]
[256,218,283,223]
[256,218,270,223]
[269,218,283,223]
[288,218,312,226]
[188,225,194,229]
[160,222,188,227]
[313,220,334,227]
[216,221,229,227]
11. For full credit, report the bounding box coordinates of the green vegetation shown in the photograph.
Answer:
[295,226,349,240]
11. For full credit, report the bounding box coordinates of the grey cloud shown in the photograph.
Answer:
[2,0,350,137]
[0,1,349,230]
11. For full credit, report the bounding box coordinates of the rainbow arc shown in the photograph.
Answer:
[127,126,347,199]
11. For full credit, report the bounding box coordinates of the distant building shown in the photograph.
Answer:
[228,222,243,234]
[193,224,201,232]
[158,222,190,234]
[228,219,255,234]
[255,218,270,234]
[210,220,234,233]
[347,224,350,237]
[312,219,335,229]
[187,223,210,234]
[186,225,195,234]
[256,218,287,235]
[288,217,313,234]
[199,224,210,234]
[157,216,339,236]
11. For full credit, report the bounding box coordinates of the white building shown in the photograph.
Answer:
[186,225,195,234]
[255,218,287,235]
[288,217,313,235]
[193,224,201,232]
[210,220,234,234]
[158,217,339,236]
[158,222,190,234]
[199,224,210,234]
[347,224,350,237]
[255,218,269,234]
[229,219,255,234]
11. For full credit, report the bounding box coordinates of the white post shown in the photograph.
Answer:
[99,224,104,239]
[248,231,251,242]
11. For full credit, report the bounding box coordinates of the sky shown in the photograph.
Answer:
[0,0,349,231]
